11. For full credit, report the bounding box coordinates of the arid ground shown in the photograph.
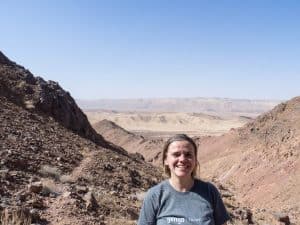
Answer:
[84,110,253,137]
[85,97,300,224]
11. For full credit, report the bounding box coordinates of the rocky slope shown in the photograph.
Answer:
[0,51,162,224]
[93,119,165,166]
[196,97,300,224]
[94,99,300,224]
[0,50,124,154]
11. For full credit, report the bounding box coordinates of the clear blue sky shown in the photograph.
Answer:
[1,0,299,100]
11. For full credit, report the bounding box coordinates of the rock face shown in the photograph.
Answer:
[0,51,124,154]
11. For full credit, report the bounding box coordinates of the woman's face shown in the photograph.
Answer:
[164,140,196,179]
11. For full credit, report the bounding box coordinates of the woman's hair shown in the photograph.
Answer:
[162,134,199,177]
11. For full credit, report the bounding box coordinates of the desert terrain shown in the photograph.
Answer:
[84,110,253,137]
[90,98,300,224]
[84,96,299,225]
[82,97,281,138]
[1,50,298,225]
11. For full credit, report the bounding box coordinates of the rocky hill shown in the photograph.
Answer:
[0,51,124,154]
[95,99,300,224]
[0,51,162,224]
[93,119,165,166]
[196,97,300,224]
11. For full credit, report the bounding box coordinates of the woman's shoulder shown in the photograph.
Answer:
[144,180,170,198]
[148,180,170,193]
[194,179,220,194]
[195,178,216,186]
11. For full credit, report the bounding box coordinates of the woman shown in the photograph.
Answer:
[138,134,230,225]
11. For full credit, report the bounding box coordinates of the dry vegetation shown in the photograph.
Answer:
[0,208,31,225]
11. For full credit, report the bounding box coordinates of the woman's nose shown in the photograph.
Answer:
[179,154,186,161]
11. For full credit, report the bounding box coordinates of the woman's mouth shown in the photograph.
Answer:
[176,164,190,169]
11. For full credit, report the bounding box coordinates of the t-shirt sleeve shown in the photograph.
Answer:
[137,189,158,225]
[209,183,230,225]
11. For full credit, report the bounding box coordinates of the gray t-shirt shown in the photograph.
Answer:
[137,179,230,225]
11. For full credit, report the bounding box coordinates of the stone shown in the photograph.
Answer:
[75,185,88,194]
[28,182,43,194]
[274,213,290,225]
[126,207,139,220]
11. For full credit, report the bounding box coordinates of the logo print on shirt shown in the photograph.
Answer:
[167,217,185,224]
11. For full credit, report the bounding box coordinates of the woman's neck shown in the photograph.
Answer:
[169,176,194,192]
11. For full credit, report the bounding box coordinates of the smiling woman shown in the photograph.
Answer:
[137,134,230,225]
[163,135,198,181]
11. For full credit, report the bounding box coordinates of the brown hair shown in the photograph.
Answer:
[162,134,199,177]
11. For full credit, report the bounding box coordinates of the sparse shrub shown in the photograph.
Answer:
[0,207,31,225]
[38,165,61,180]
[41,179,62,196]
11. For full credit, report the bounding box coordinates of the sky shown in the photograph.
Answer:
[1,0,300,100]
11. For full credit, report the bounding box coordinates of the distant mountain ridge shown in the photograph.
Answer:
[77,98,283,117]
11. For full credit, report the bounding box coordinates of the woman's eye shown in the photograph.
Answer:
[185,153,192,157]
